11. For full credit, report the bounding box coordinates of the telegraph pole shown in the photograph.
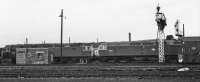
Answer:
[59,9,64,56]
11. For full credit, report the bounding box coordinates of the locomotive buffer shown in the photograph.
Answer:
[155,5,167,63]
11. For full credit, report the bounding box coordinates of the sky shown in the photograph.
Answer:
[0,0,199,47]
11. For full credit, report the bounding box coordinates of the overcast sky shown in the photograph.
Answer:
[0,0,199,47]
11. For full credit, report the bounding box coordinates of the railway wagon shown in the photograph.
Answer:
[0,47,16,64]
[15,48,50,64]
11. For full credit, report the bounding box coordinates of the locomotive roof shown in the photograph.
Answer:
[3,36,200,48]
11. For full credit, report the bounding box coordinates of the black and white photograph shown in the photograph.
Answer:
[0,0,200,82]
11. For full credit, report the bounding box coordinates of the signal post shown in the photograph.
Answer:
[155,5,167,63]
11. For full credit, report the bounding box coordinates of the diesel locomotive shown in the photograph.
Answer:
[1,36,200,64]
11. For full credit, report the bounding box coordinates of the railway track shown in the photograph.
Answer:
[0,70,200,78]
[0,64,200,78]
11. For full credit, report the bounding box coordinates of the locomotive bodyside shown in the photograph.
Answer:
[98,40,180,63]
[1,37,200,64]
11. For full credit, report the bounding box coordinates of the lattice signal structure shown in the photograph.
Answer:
[157,31,165,63]
[155,4,167,63]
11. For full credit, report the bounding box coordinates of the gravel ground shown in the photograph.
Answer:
[0,77,199,82]
[0,64,200,82]
[0,65,199,78]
